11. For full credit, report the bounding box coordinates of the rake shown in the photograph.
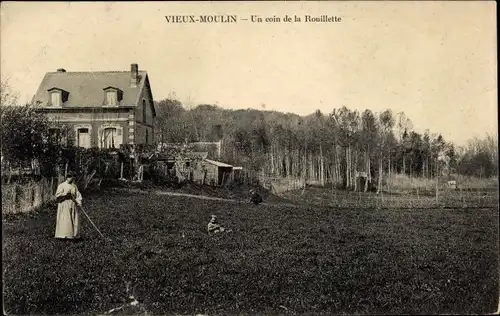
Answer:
[78,204,105,239]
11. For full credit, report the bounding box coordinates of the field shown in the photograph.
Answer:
[3,186,499,315]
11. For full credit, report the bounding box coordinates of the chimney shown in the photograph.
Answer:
[130,63,139,87]
[57,68,66,72]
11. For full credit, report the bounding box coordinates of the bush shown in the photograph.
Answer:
[0,105,50,166]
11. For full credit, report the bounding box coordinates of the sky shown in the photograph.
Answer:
[1,1,497,146]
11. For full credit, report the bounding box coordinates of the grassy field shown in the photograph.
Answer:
[3,187,499,315]
[280,185,499,210]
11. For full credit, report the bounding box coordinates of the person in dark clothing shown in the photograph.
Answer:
[249,189,263,205]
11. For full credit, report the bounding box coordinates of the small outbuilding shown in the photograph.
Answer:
[148,150,235,186]
[200,159,233,186]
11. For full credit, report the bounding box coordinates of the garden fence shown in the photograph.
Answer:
[2,176,63,215]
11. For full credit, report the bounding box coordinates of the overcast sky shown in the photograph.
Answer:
[1,1,497,145]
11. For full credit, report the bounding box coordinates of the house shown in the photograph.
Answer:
[32,63,156,149]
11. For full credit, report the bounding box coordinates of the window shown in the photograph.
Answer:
[102,87,122,105]
[47,87,69,106]
[102,128,117,148]
[99,125,123,149]
[105,91,117,106]
[77,128,91,148]
[50,92,61,106]
[142,99,147,123]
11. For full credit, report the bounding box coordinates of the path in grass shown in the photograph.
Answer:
[115,186,499,210]
[3,188,499,315]
[113,187,301,209]
[115,187,238,202]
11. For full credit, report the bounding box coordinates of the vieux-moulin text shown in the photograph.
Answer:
[164,15,237,23]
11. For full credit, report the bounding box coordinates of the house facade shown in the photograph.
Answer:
[32,63,156,149]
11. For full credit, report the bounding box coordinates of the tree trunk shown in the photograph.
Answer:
[364,149,369,192]
[345,146,350,189]
[354,147,359,192]
[7,162,12,184]
[388,155,391,178]
[320,143,325,186]
[435,162,439,204]
[377,157,383,194]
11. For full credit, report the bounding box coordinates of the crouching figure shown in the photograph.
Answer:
[249,189,263,205]
[207,215,232,236]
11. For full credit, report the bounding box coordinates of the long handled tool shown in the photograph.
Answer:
[78,205,105,239]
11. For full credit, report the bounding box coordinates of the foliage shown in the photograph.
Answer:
[154,99,498,191]
[0,77,19,108]
[457,134,498,178]
[0,105,50,166]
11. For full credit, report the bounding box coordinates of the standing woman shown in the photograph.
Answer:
[54,172,83,240]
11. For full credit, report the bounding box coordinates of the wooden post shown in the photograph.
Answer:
[120,162,124,179]
[417,186,420,206]
[65,162,68,178]
[477,182,480,207]
[7,162,12,184]
[12,184,17,214]
[461,186,465,207]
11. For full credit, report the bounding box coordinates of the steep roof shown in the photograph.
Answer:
[204,159,233,168]
[32,70,154,114]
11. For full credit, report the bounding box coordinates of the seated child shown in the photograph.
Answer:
[207,215,231,235]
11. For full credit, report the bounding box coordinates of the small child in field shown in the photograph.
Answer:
[207,215,231,236]
[249,189,263,205]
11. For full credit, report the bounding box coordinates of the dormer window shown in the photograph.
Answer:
[47,87,69,106]
[103,87,123,106]
[51,92,61,106]
[106,90,117,105]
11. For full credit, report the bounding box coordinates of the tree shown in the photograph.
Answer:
[360,109,378,191]
[444,143,457,176]
[0,77,19,108]
[377,109,395,193]
[457,134,499,178]
[154,98,187,143]
[395,111,413,174]
[0,105,50,163]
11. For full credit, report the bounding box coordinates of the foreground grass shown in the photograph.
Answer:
[3,188,499,315]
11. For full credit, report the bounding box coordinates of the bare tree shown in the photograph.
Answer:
[0,77,19,107]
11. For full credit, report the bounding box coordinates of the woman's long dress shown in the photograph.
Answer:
[54,182,83,239]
